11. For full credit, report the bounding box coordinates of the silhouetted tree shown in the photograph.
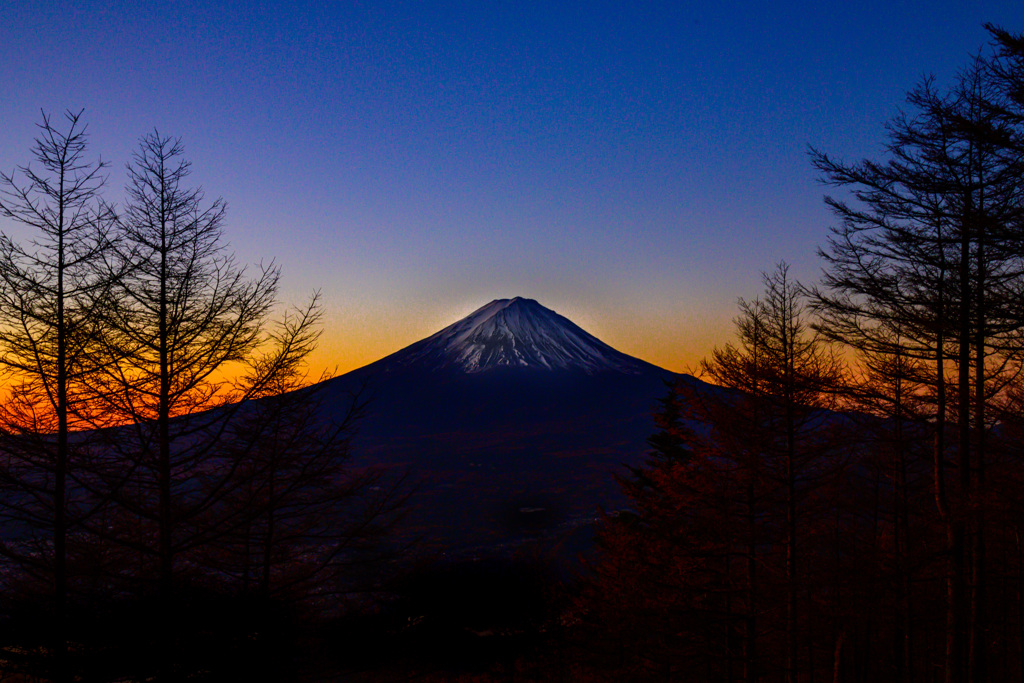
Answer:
[0,109,115,679]
[704,263,846,683]
[846,330,934,681]
[60,132,327,679]
[583,264,845,682]
[583,380,732,680]
[0,119,405,681]
[810,40,1024,681]
[211,342,406,609]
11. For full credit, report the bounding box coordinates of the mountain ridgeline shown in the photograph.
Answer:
[319,297,685,554]
[378,297,655,375]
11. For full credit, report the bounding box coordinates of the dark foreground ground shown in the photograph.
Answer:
[0,550,612,682]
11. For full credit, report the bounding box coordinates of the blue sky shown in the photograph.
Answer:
[3,1,1023,373]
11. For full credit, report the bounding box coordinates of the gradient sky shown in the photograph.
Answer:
[3,1,1024,376]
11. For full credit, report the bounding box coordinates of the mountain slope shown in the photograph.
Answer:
[317,298,690,557]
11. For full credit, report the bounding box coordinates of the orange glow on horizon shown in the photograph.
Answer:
[307,313,727,379]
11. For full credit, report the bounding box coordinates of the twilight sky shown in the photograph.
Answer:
[3,1,1024,375]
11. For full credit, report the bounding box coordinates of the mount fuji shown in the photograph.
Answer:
[318,297,691,556]
[378,296,652,375]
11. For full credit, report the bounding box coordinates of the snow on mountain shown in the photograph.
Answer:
[382,297,648,375]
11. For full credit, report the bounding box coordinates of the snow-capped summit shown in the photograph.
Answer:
[383,297,649,375]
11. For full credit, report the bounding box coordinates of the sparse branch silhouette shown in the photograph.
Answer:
[810,38,1024,681]
[0,108,115,682]
[579,27,1024,683]
[0,122,401,680]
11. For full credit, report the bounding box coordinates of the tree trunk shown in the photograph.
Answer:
[833,629,846,683]
[970,183,988,683]
[53,174,69,683]
[746,476,758,683]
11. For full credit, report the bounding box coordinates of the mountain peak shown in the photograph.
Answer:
[384,297,648,375]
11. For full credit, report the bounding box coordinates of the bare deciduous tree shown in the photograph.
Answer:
[0,109,115,679]
[81,131,312,608]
